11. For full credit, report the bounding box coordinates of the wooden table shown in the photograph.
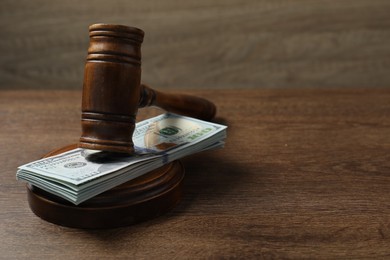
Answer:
[1,88,389,258]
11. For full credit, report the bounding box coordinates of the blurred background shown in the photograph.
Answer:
[1,0,389,90]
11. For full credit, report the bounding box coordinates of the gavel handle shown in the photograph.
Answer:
[139,84,217,121]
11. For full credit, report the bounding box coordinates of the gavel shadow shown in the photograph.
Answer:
[177,153,247,212]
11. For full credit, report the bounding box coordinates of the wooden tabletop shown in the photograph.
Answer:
[1,88,389,258]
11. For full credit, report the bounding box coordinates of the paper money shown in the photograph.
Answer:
[17,113,227,205]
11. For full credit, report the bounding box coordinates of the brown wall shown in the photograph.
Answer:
[1,0,390,90]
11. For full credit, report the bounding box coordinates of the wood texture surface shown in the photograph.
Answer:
[1,88,390,258]
[1,0,390,90]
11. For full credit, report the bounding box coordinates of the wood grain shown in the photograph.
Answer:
[1,0,390,90]
[1,88,390,258]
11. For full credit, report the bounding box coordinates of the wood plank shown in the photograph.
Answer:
[1,88,390,258]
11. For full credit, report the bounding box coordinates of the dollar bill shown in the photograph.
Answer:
[17,113,227,205]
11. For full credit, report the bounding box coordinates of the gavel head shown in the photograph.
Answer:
[79,24,144,154]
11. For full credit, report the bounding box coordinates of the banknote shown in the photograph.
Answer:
[17,113,227,204]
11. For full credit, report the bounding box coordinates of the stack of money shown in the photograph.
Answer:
[16,113,227,205]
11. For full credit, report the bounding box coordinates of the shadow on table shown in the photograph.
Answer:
[173,152,249,213]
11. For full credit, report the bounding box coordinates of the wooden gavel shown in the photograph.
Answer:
[79,24,216,154]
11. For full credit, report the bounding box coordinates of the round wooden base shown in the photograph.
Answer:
[26,145,185,229]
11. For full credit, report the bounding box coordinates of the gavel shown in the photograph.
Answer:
[79,24,217,154]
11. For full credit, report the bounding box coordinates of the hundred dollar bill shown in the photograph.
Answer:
[17,113,227,205]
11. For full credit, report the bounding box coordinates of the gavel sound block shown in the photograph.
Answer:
[26,24,217,228]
